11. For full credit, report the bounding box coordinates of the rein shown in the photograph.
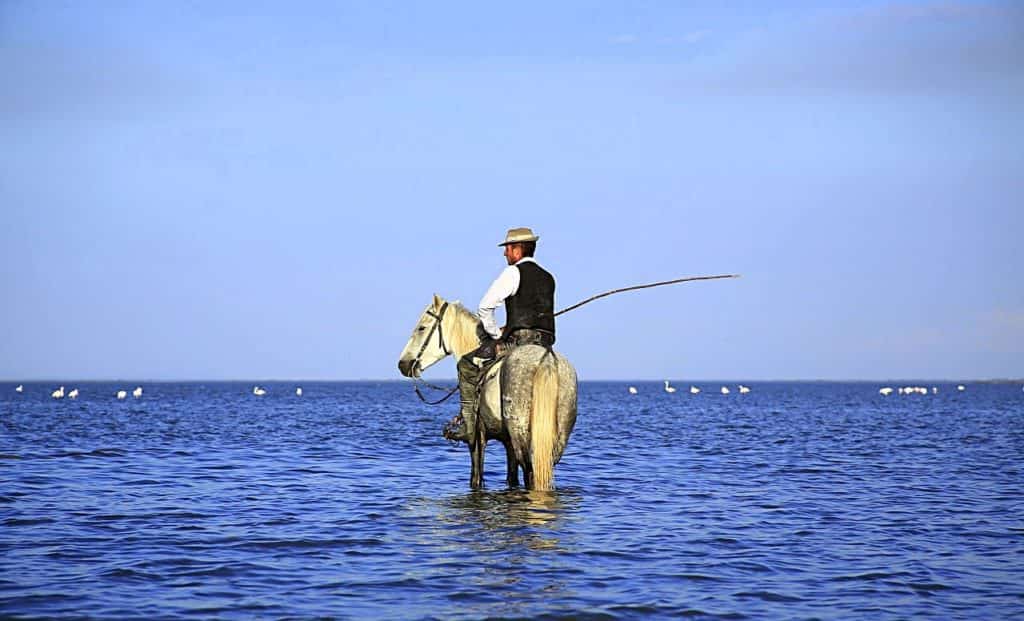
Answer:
[411,302,462,405]
[413,380,459,405]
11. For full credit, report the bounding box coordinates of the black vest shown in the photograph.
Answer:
[504,261,555,337]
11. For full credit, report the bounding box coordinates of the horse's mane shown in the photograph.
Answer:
[445,301,483,358]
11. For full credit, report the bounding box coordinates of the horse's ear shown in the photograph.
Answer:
[432,293,444,309]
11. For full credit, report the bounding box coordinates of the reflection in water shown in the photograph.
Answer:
[414,488,585,613]
[428,488,582,554]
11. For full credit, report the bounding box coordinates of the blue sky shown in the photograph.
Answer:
[2,1,1021,381]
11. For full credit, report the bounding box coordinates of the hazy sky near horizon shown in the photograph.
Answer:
[2,0,1022,381]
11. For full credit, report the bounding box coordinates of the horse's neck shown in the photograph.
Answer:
[445,305,483,358]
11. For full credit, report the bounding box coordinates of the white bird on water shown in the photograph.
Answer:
[116,390,127,400]
[738,385,751,394]
[690,386,700,394]
[16,385,23,393]
[296,387,303,396]
[253,386,267,396]
[51,386,65,399]
[133,386,143,398]
[957,385,965,392]
[664,380,677,393]
[879,387,894,396]
[628,386,638,395]
[720,386,730,395]
[68,388,79,399]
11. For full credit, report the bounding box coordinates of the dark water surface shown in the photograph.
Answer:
[2,381,1021,619]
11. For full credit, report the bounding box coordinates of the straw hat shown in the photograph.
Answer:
[498,227,540,246]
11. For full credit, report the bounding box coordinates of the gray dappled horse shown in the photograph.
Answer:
[398,294,578,491]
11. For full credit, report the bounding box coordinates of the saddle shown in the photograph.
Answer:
[504,328,555,349]
[476,329,554,388]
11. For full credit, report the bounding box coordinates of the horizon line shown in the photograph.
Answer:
[3,378,1021,384]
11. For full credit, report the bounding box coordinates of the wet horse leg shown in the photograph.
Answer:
[503,440,520,488]
[469,423,485,490]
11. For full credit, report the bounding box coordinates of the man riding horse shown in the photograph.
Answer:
[443,227,556,443]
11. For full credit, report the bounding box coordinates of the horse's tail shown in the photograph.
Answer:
[530,350,559,491]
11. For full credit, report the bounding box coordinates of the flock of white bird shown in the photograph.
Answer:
[878,385,966,396]
[12,384,304,399]
[39,385,144,400]
[13,382,1019,401]
[628,381,752,395]
[629,383,991,396]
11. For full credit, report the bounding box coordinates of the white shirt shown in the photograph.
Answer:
[478,257,550,339]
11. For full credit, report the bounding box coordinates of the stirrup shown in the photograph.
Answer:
[443,414,469,444]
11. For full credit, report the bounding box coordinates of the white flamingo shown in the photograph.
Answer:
[720,386,730,394]
[133,386,143,398]
[663,380,677,393]
[116,390,127,400]
[689,386,700,394]
[628,386,638,395]
[253,386,267,396]
[51,386,65,399]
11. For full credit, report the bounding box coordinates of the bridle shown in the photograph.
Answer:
[413,302,450,365]
[410,302,460,405]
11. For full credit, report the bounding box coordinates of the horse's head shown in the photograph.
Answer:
[398,294,453,378]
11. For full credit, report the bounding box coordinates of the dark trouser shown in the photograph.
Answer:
[456,354,484,441]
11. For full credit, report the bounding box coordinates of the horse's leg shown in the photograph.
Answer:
[504,440,520,488]
[469,423,486,490]
[522,458,533,490]
[468,443,480,490]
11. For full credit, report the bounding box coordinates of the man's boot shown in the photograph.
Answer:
[444,355,481,443]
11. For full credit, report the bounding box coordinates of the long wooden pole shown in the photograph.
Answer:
[554,274,740,317]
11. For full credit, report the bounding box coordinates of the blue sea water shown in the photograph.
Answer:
[1,380,1021,620]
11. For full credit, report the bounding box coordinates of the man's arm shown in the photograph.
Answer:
[478,265,520,339]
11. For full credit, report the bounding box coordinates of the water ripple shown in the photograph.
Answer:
[1,381,1022,618]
